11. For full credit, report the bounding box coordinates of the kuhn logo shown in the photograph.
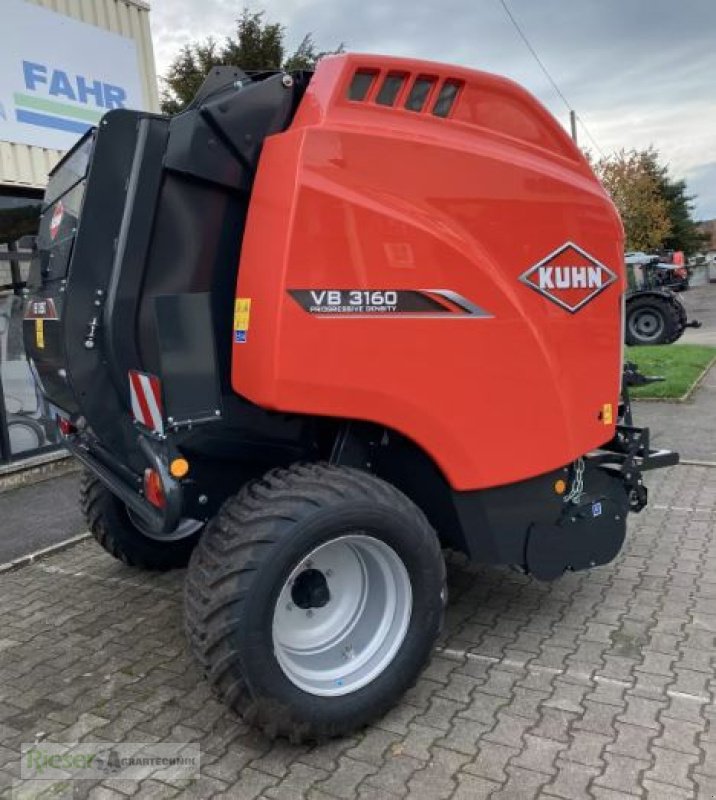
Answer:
[519,242,617,313]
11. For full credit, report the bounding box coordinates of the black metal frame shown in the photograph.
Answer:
[63,429,184,533]
[0,364,12,464]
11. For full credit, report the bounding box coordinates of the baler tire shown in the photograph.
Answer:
[80,471,202,570]
[625,295,683,346]
[184,462,446,743]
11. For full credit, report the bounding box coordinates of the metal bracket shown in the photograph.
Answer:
[329,422,383,470]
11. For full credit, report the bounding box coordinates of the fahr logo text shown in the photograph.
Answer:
[14,61,129,137]
[519,242,617,313]
[23,62,127,109]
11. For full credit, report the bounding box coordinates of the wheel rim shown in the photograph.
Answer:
[629,307,665,343]
[272,534,412,697]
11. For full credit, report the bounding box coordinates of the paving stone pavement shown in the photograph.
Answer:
[0,464,714,799]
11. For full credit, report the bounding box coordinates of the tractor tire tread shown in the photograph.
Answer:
[184,462,444,743]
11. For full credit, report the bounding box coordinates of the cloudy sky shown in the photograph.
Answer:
[149,0,716,219]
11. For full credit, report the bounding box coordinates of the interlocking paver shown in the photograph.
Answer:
[463,740,519,783]
[510,733,563,775]
[451,771,500,799]
[606,720,655,761]
[314,755,378,799]
[363,752,422,796]
[218,767,277,799]
[491,764,550,798]
[404,747,469,799]
[643,745,699,791]
[593,752,650,795]
[1,463,714,798]
[398,723,443,762]
[265,763,329,800]
[543,759,600,800]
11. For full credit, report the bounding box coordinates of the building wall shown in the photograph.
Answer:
[0,0,159,191]
[696,219,716,251]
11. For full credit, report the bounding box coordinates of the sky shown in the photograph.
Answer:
[149,0,716,220]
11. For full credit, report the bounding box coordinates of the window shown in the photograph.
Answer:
[376,73,407,106]
[405,76,437,112]
[433,80,462,118]
[348,70,377,101]
[0,188,58,461]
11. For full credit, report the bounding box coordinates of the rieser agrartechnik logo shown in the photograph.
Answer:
[21,742,200,781]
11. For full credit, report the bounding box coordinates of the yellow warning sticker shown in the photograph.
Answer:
[601,403,613,425]
[234,297,251,344]
[35,319,45,349]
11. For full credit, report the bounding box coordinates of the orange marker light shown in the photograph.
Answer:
[554,479,567,495]
[170,457,190,479]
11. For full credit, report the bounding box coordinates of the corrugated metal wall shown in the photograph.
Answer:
[1,0,159,191]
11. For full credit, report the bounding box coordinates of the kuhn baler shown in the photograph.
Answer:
[24,54,677,740]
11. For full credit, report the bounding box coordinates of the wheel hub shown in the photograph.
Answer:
[629,307,664,342]
[272,534,412,697]
[291,568,331,610]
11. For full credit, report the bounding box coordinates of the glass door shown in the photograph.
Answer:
[0,188,59,462]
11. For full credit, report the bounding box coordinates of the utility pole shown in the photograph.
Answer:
[569,110,578,144]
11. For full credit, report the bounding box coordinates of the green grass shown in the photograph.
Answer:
[626,344,716,399]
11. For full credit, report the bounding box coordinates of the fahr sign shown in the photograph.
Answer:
[0,0,144,151]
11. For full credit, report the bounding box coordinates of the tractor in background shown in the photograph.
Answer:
[624,252,700,345]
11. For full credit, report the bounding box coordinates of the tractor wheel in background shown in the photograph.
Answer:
[184,462,446,742]
[7,414,45,455]
[625,294,684,346]
[80,471,203,570]
[663,294,688,344]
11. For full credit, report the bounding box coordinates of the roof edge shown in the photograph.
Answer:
[123,0,151,10]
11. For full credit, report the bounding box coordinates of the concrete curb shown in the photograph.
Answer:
[0,532,91,575]
[679,458,716,468]
[0,451,79,495]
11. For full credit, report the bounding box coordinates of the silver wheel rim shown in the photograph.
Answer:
[272,534,412,697]
[629,308,664,342]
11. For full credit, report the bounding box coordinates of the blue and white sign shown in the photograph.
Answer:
[0,0,144,151]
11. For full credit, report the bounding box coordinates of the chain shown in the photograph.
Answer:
[564,457,585,504]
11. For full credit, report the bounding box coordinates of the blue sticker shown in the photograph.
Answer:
[592,502,602,517]
[235,330,247,344]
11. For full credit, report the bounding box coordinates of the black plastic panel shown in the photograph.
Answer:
[154,293,221,424]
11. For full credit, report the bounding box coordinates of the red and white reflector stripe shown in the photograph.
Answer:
[128,370,164,435]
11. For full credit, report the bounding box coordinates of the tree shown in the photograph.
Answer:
[161,9,343,114]
[641,152,708,256]
[593,149,671,252]
[592,147,708,256]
